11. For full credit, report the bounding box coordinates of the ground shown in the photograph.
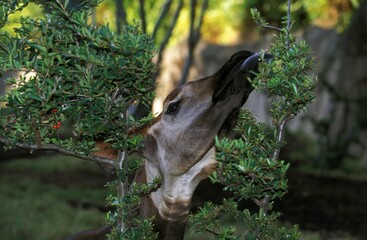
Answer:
[279,169,367,240]
[0,153,366,240]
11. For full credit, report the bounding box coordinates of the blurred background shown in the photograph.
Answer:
[0,0,366,239]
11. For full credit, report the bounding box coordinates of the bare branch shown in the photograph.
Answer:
[196,0,208,36]
[272,114,295,160]
[189,0,197,39]
[0,136,116,166]
[285,0,292,48]
[178,0,208,86]
[256,24,282,32]
[151,0,173,40]
[115,0,127,34]
[138,0,147,33]
[286,0,291,33]
[156,0,183,66]
[271,0,294,161]
[117,150,128,232]
[254,195,271,212]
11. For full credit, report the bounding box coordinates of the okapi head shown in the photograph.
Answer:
[139,51,271,239]
[66,51,271,240]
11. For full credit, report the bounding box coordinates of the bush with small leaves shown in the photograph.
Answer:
[189,2,316,240]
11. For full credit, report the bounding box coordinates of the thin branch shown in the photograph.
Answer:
[189,0,197,40]
[257,24,282,32]
[138,0,147,33]
[116,150,128,232]
[286,0,291,48]
[272,114,295,160]
[54,0,74,23]
[0,136,116,166]
[156,0,183,66]
[271,0,294,161]
[178,0,208,86]
[115,0,127,34]
[286,0,291,32]
[151,0,173,40]
[254,195,270,213]
[178,0,197,86]
[196,0,208,37]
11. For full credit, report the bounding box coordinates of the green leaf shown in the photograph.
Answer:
[28,93,43,102]
[291,82,298,96]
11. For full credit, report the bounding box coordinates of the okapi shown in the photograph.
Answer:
[67,51,271,240]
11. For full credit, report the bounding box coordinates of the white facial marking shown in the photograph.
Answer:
[145,147,217,221]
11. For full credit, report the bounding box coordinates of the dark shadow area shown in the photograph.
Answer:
[192,167,367,239]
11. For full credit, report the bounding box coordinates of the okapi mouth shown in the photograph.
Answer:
[147,50,273,230]
[213,51,272,104]
[213,51,272,138]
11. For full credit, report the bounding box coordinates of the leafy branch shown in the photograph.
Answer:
[0,2,158,238]
[251,0,315,161]
[0,0,156,160]
[0,136,115,165]
[191,1,317,239]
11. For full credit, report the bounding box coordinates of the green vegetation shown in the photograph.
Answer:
[0,0,155,156]
[0,0,317,239]
[188,3,317,239]
[1,154,359,240]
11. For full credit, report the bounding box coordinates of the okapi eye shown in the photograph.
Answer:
[166,101,180,115]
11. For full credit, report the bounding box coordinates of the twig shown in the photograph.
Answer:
[178,0,197,86]
[272,114,295,160]
[271,0,294,161]
[0,136,116,166]
[138,0,147,33]
[285,0,292,49]
[257,24,282,32]
[156,0,183,66]
[151,0,173,40]
[254,0,291,34]
[286,0,291,33]
[178,0,208,86]
[254,195,271,213]
[116,150,128,232]
[115,0,127,34]
[54,0,73,23]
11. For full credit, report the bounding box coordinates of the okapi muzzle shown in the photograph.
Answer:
[66,51,272,240]
[140,51,271,239]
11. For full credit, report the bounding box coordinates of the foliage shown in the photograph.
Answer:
[0,0,158,238]
[105,162,161,240]
[0,0,30,29]
[214,110,289,202]
[0,0,156,154]
[0,0,317,239]
[190,2,317,239]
